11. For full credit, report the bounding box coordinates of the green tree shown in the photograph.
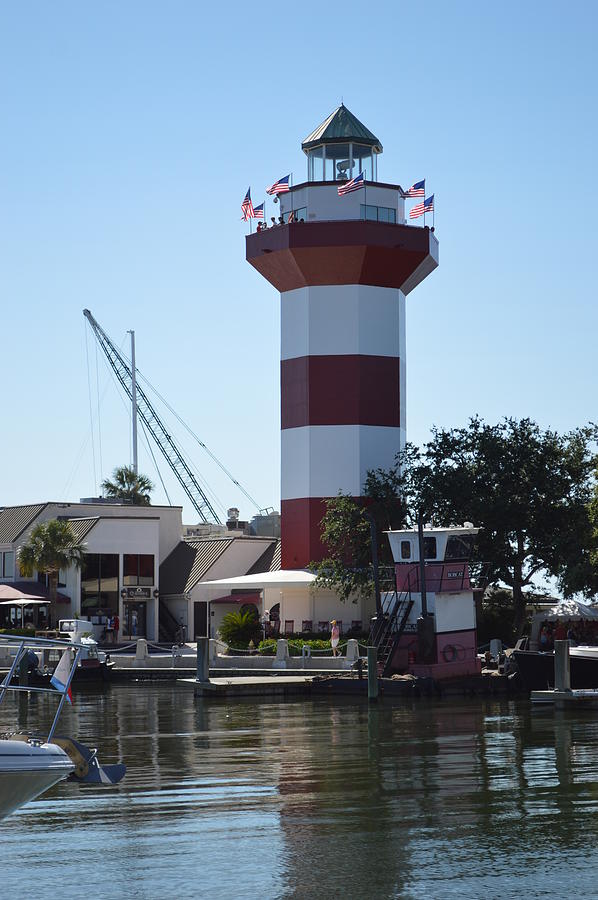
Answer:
[403,417,598,633]
[312,418,598,634]
[18,519,86,625]
[101,465,153,505]
[311,473,408,605]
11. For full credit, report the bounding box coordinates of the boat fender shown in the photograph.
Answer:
[442,644,458,663]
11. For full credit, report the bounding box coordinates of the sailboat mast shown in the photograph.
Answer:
[129,329,138,475]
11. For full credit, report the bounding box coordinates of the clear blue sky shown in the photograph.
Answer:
[1,1,597,524]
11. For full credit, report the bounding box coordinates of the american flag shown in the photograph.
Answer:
[409,195,434,219]
[241,188,255,221]
[253,202,265,219]
[266,174,291,195]
[405,179,425,198]
[338,171,365,196]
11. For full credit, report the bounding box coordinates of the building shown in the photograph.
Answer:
[247,104,438,569]
[0,500,181,640]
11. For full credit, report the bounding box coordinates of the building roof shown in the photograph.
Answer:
[65,517,100,543]
[302,104,382,153]
[159,539,234,595]
[202,569,316,590]
[247,540,281,575]
[0,504,47,544]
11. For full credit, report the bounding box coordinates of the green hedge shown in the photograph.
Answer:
[258,638,333,656]
[0,627,36,637]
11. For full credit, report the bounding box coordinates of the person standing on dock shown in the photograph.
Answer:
[113,614,120,644]
[330,620,340,657]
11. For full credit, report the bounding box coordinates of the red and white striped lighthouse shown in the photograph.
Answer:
[247,105,438,570]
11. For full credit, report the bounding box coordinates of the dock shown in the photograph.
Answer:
[189,675,315,697]
[528,640,594,707]
[531,688,598,708]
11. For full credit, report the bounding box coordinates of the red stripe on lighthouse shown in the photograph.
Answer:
[281,355,400,429]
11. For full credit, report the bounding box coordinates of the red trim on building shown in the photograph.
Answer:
[246,221,435,292]
[281,355,400,429]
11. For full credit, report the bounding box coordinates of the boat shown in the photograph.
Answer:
[0,634,125,820]
[6,620,114,687]
[513,599,598,691]
[0,737,75,820]
[513,645,598,691]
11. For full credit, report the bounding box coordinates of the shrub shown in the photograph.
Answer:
[0,627,36,637]
[258,638,333,656]
[219,609,261,649]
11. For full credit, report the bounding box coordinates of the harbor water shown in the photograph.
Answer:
[2,684,598,898]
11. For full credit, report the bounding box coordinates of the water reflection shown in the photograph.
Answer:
[2,687,598,897]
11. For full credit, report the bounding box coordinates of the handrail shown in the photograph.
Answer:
[0,636,83,743]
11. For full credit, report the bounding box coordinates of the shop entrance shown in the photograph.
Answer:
[124,601,147,638]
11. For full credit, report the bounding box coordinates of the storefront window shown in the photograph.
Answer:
[124,554,155,586]
[81,553,119,614]
[1,551,14,578]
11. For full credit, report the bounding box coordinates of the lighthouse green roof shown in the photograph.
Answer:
[302,104,383,154]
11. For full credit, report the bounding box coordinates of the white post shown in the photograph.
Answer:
[129,329,138,475]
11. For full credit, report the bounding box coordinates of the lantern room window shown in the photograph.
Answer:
[306,142,377,183]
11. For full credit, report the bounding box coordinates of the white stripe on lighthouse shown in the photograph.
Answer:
[281,424,405,501]
[281,285,404,361]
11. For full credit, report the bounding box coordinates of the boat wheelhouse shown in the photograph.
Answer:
[376,524,481,679]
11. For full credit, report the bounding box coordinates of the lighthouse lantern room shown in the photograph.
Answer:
[247,105,439,570]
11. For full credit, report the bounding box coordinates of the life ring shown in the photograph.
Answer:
[442,644,458,663]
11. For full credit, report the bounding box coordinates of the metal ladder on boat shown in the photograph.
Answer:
[369,568,414,677]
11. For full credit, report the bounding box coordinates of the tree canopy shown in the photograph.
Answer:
[394,417,598,631]
[311,469,407,604]
[312,417,598,633]
[101,465,153,505]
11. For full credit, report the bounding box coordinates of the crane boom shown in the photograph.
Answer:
[83,308,222,524]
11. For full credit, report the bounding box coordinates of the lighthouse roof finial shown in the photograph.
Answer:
[302,104,382,154]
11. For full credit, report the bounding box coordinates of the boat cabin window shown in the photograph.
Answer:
[444,534,476,561]
[423,537,437,560]
[400,540,411,560]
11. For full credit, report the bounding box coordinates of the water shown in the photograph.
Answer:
[2,685,598,899]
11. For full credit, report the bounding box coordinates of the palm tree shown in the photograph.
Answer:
[101,465,153,505]
[18,519,86,626]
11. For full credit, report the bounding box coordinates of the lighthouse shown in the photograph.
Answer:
[247,105,438,570]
